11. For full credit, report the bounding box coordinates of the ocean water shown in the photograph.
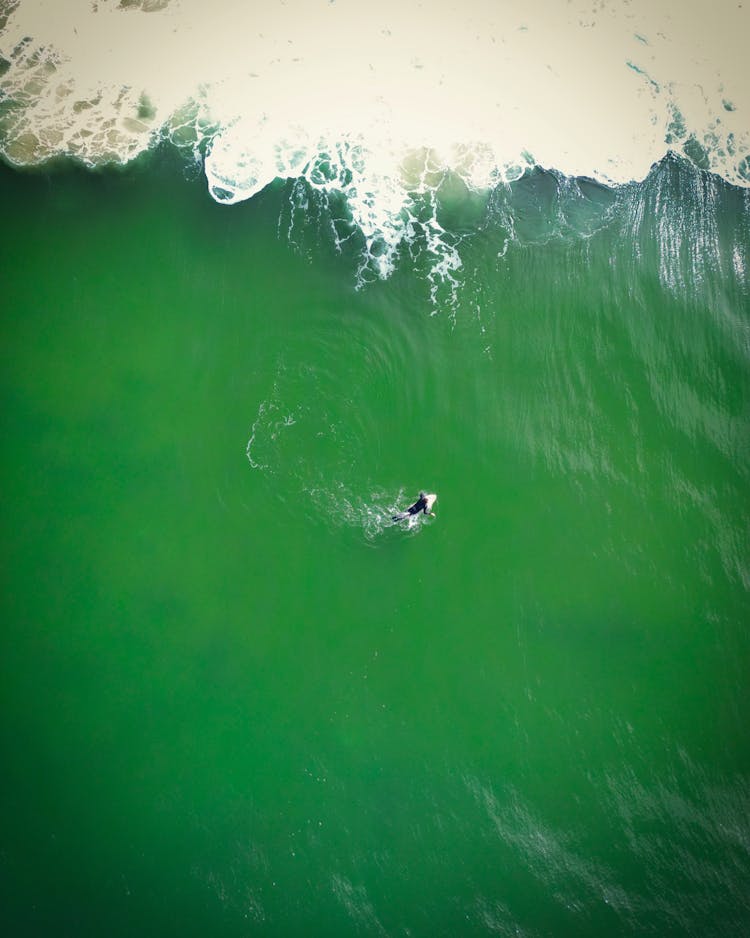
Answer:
[1,2,749,936]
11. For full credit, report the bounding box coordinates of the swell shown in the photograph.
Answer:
[246,156,749,542]
[1,0,748,209]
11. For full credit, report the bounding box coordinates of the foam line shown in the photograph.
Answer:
[2,0,748,286]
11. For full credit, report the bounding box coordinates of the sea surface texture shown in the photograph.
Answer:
[1,1,749,936]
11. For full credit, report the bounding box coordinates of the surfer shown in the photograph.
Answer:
[392,491,437,522]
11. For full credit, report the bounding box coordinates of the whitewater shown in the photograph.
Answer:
[2,5,750,936]
[1,1,748,254]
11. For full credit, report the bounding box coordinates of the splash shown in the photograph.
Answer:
[2,0,748,290]
[245,386,421,540]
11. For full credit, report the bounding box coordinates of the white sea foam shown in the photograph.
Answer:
[1,0,748,284]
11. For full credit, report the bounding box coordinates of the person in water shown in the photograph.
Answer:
[392,491,437,522]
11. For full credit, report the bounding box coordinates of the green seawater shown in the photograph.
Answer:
[1,151,749,937]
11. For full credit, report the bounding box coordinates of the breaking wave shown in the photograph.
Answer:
[1,0,749,293]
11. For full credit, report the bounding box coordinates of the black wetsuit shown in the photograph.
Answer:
[407,495,429,515]
[393,495,429,521]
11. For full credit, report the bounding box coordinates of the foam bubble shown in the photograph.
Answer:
[2,0,748,288]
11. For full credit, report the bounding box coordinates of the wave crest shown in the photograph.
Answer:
[2,0,748,297]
